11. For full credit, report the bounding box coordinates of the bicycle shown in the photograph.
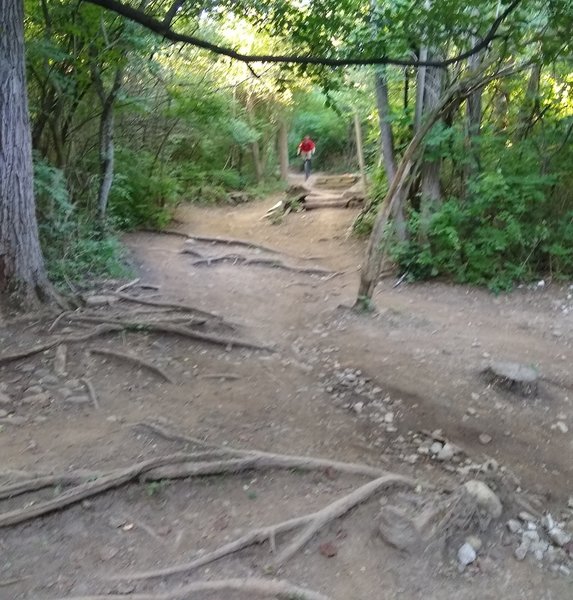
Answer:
[303,157,312,180]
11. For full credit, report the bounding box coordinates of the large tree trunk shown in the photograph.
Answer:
[416,55,444,231]
[278,120,289,182]
[0,0,55,311]
[463,46,483,192]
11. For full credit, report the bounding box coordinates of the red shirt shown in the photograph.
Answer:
[299,139,315,152]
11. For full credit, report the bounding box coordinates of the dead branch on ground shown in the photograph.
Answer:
[89,348,174,384]
[54,577,333,600]
[115,278,141,293]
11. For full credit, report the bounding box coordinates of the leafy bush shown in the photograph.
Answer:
[109,147,181,229]
[391,170,572,291]
[34,156,128,285]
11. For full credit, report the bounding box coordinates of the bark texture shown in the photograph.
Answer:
[374,69,407,241]
[0,0,54,310]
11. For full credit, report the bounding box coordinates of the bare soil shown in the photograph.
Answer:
[0,177,572,599]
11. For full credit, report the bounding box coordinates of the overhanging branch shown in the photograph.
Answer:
[82,0,522,68]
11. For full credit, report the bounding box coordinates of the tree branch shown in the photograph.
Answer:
[82,0,522,68]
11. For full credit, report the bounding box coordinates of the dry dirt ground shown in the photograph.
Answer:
[0,176,572,600]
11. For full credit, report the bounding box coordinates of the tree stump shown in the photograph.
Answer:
[483,361,539,397]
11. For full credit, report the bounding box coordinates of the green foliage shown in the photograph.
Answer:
[109,148,181,229]
[34,157,128,285]
[392,169,572,291]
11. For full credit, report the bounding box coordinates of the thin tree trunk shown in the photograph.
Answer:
[463,45,483,192]
[353,113,368,192]
[374,68,407,241]
[278,120,289,182]
[0,0,56,310]
[517,63,541,139]
[93,66,123,222]
[251,140,264,183]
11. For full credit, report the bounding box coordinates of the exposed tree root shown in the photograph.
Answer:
[54,577,332,600]
[273,473,413,567]
[114,514,313,581]
[0,454,196,527]
[0,324,123,365]
[81,377,101,410]
[135,421,388,477]
[197,372,242,380]
[0,315,267,367]
[113,291,223,321]
[69,314,207,328]
[185,234,282,254]
[89,348,174,383]
[115,278,141,293]
[189,253,336,276]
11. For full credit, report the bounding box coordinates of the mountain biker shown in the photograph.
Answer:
[297,135,316,180]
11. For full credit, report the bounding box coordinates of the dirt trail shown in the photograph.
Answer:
[0,187,571,599]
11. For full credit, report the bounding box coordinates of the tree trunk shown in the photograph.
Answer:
[353,113,368,192]
[0,0,55,310]
[463,45,483,192]
[416,56,444,231]
[94,67,123,222]
[356,92,453,306]
[517,63,541,139]
[374,68,407,242]
[251,139,264,183]
[278,120,289,182]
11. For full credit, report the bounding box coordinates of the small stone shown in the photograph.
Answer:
[507,519,522,534]
[514,542,530,561]
[384,412,394,424]
[553,421,569,434]
[568,497,573,509]
[479,433,492,445]
[352,402,364,415]
[430,442,443,455]
[466,535,482,552]
[436,443,456,461]
[519,511,537,523]
[458,542,477,565]
[33,416,48,423]
[0,409,9,418]
[548,527,572,547]
[523,530,540,544]
[559,565,571,576]
[404,454,418,465]
[467,407,477,416]
[530,540,549,561]
[470,392,480,401]
[542,514,555,531]
[417,444,431,456]
[464,480,503,519]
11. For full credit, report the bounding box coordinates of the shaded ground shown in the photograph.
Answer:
[0,179,571,599]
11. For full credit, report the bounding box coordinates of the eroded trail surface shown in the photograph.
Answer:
[0,186,572,599]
